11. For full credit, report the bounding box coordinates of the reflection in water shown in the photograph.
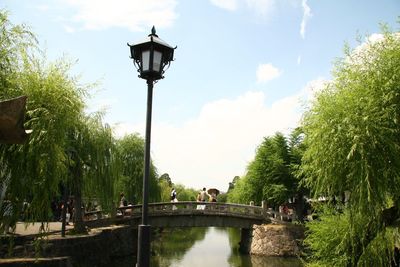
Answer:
[151,227,208,266]
[150,227,303,267]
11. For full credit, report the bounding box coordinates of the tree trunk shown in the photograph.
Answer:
[72,160,86,234]
[294,193,305,222]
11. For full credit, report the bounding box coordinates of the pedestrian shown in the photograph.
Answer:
[199,188,209,210]
[66,198,74,225]
[170,188,177,201]
[119,192,127,216]
[119,192,127,207]
[2,194,15,234]
[196,191,202,210]
[200,188,209,202]
[171,188,178,210]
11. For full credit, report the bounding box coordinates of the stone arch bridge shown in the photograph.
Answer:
[86,201,293,229]
[84,201,293,253]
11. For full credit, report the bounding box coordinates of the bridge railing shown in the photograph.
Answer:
[117,201,267,219]
[266,209,295,222]
[84,202,295,223]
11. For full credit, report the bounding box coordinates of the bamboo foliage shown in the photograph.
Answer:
[301,26,400,266]
[302,28,400,214]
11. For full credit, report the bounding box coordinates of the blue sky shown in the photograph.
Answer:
[3,0,399,192]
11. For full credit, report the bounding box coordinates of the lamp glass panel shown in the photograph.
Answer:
[153,50,162,72]
[142,50,150,71]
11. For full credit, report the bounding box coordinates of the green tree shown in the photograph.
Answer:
[227,176,240,192]
[159,173,172,187]
[227,175,255,205]
[216,193,227,203]
[173,184,197,201]
[159,178,172,202]
[81,118,118,212]
[301,26,400,266]
[0,55,86,230]
[0,11,119,234]
[115,133,160,204]
[289,127,309,220]
[228,131,307,213]
[158,175,198,202]
[67,114,118,232]
[235,133,293,207]
[0,10,36,96]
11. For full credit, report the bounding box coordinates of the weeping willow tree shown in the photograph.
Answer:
[66,114,119,233]
[0,10,118,234]
[0,10,36,96]
[81,116,118,212]
[115,133,161,204]
[1,60,84,229]
[0,8,85,231]
[301,25,400,266]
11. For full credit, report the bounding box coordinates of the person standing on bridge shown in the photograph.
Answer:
[200,188,209,202]
[119,192,127,207]
[171,188,178,210]
[119,192,127,216]
[199,188,209,210]
[170,188,177,201]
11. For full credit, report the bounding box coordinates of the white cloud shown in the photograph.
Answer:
[297,55,302,65]
[62,0,178,31]
[210,0,238,11]
[300,0,312,39]
[113,122,142,138]
[352,33,385,56]
[210,0,275,15]
[349,33,400,66]
[64,25,76,33]
[85,96,119,116]
[246,0,274,16]
[256,63,281,83]
[367,33,385,43]
[36,4,50,12]
[301,77,328,104]
[113,89,308,191]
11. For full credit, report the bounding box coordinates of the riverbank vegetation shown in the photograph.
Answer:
[300,25,400,266]
[227,129,308,216]
[0,9,128,233]
[228,24,400,266]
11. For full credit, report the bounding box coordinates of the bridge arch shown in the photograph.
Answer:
[118,201,271,229]
[85,202,293,254]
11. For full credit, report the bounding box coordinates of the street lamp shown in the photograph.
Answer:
[128,26,175,267]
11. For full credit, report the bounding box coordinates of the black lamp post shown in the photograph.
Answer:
[128,26,175,267]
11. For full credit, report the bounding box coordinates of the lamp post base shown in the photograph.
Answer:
[136,224,151,267]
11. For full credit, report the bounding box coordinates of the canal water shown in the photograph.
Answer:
[112,227,302,266]
[148,227,303,267]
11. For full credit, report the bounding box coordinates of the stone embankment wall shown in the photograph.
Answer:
[250,224,305,257]
[0,225,137,267]
[0,257,72,267]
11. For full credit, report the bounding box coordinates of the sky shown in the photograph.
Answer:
[2,0,399,192]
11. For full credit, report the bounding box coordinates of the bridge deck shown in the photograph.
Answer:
[84,202,294,229]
